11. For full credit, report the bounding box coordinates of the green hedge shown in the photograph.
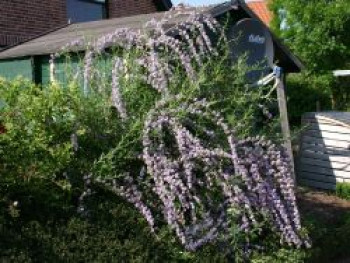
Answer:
[0,179,231,262]
[0,179,309,263]
[336,183,350,201]
[286,73,333,127]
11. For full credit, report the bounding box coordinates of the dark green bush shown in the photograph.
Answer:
[0,179,229,262]
[1,179,310,263]
[336,183,350,201]
[286,73,333,127]
[304,211,350,262]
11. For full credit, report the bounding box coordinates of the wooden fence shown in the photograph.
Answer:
[298,112,350,190]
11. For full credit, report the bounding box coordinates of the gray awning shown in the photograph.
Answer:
[0,1,303,73]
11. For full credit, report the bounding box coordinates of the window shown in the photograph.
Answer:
[66,0,106,23]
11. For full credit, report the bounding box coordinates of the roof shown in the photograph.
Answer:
[0,1,303,73]
[245,0,272,25]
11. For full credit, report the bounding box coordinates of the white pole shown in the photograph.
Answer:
[50,58,55,83]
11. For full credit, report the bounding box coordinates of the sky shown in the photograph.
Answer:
[172,0,226,6]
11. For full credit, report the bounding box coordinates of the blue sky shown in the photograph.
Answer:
[172,0,226,6]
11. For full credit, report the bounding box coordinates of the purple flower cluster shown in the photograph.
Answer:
[96,173,155,232]
[51,8,222,118]
[111,57,127,119]
[142,10,222,86]
[49,37,85,71]
[141,97,309,250]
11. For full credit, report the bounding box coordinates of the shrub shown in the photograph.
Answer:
[304,211,350,262]
[286,73,333,127]
[336,183,350,201]
[0,7,309,261]
[0,179,226,262]
[0,78,122,186]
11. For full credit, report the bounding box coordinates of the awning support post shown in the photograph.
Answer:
[274,66,296,183]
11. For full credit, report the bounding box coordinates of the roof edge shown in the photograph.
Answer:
[238,0,304,72]
[206,1,239,17]
[0,23,69,56]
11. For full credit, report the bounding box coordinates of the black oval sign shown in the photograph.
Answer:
[228,18,274,83]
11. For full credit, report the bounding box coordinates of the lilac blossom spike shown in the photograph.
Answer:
[55,8,223,94]
[111,174,155,232]
[141,96,309,250]
[83,49,94,94]
[111,57,128,119]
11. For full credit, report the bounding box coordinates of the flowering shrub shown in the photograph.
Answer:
[142,96,308,250]
[1,6,309,258]
[84,7,308,252]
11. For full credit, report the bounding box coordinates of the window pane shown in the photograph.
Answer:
[66,0,105,23]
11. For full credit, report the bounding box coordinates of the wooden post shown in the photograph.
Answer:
[275,67,296,182]
[316,100,321,112]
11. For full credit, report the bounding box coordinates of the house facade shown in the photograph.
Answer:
[0,0,172,48]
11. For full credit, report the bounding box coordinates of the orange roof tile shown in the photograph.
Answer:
[246,0,272,26]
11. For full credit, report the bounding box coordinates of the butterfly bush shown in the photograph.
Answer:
[53,6,309,252]
[142,96,309,250]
